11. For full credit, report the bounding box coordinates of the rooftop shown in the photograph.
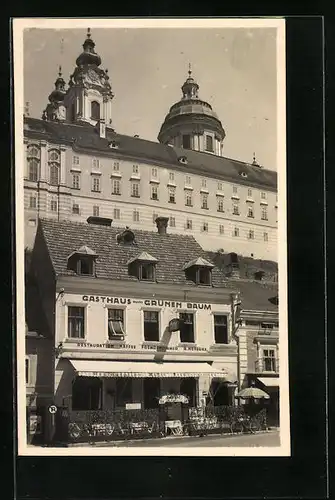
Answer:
[33,218,278,313]
[24,117,277,190]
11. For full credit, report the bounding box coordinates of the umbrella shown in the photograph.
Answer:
[235,386,270,400]
[158,394,189,405]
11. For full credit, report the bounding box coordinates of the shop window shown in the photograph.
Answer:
[72,377,102,410]
[180,378,196,407]
[214,315,228,344]
[67,306,85,338]
[143,378,160,409]
[182,134,191,149]
[91,101,100,121]
[205,135,214,152]
[116,378,132,407]
[108,309,126,340]
[143,311,159,341]
[179,313,195,343]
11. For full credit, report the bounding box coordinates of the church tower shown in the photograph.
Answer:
[158,66,225,156]
[42,66,67,122]
[63,28,114,130]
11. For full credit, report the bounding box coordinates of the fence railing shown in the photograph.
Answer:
[54,406,268,444]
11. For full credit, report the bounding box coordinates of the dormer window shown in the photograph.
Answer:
[67,246,98,276]
[183,257,214,286]
[179,156,188,164]
[127,252,158,282]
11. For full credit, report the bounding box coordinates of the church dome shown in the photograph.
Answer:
[158,66,225,152]
[48,66,66,103]
[76,28,102,67]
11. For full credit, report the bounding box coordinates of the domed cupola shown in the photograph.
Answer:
[42,66,67,122]
[158,65,226,156]
[76,28,102,67]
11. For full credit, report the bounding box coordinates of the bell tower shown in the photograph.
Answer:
[64,28,114,128]
[42,66,67,122]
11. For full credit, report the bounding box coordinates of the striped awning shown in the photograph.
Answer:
[69,360,229,379]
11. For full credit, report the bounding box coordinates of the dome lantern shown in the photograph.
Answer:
[75,28,102,67]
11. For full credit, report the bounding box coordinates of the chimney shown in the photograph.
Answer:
[227,252,240,278]
[155,216,169,235]
[87,216,113,227]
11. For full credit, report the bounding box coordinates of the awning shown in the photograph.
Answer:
[69,360,229,379]
[257,377,279,387]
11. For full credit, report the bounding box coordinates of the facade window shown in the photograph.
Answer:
[73,155,80,165]
[170,217,176,227]
[143,311,159,342]
[48,150,60,186]
[198,267,212,285]
[114,208,120,220]
[72,203,80,215]
[202,222,209,232]
[29,196,37,209]
[219,224,224,234]
[93,205,99,217]
[186,219,193,230]
[217,182,223,191]
[185,192,193,207]
[202,178,207,188]
[248,188,252,197]
[72,173,80,190]
[50,199,57,212]
[205,135,214,152]
[248,206,254,218]
[92,176,100,193]
[92,158,100,169]
[168,187,176,203]
[68,306,85,339]
[263,348,276,371]
[263,232,269,242]
[72,377,102,411]
[179,313,195,343]
[233,186,238,194]
[108,309,125,339]
[112,179,121,195]
[248,229,255,240]
[27,146,40,182]
[139,263,155,281]
[116,379,132,407]
[261,191,267,200]
[201,193,208,209]
[91,100,100,121]
[233,203,240,215]
[182,134,191,149]
[214,315,228,344]
[261,207,268,220]
[25,357,30,384]
[113,161,119,171]
[133,210,140,222]
[169,172,175,182]
[151,185,159,200]
[132,164,139,174]
[217,198,224,212]
[185,176,191,185]
[233,227,239,237]
[75,257,94,275]
[151,168,158,178]
[131,181,140,198]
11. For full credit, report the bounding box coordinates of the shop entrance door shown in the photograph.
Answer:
[143,378,160,409]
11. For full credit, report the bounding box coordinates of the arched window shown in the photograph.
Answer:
[91,101,100,121]
[27,145,40,182]
[48,149,60,186]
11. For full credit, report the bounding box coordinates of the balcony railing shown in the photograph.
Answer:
[255,357,279,373]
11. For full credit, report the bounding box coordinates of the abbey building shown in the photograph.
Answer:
[23,28,277,261]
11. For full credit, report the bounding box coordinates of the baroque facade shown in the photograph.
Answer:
[24,29,278,261]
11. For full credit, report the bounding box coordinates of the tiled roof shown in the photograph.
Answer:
[228,280,278,313]
[24,117,277,190]
[37,218,230,287]
[183,257,215,270]
[127,251,158,265]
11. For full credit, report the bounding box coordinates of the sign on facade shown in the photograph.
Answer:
[125,403,142,410]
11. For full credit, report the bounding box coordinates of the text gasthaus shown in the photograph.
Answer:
[81,296,212,310]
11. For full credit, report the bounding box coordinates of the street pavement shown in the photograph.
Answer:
[107,430,280,448]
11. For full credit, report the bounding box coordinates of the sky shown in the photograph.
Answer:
[23,27,278,170]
